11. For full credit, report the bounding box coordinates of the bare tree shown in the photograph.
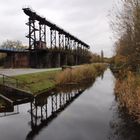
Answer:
[0,40,22,49]
[110,0,140,70]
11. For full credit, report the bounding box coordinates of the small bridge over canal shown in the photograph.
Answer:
[0,8,90,68]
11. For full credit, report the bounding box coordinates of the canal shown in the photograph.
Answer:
[0,69,139,140]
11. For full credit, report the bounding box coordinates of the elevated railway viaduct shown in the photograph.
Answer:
[0,8,90,68]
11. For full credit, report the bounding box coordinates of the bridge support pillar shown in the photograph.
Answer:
[64,54,68,66]
[46,52,52,68]
[51,52,61,68]
[75,55,78,65]
[52,52,61,68]
[56,53,61,67]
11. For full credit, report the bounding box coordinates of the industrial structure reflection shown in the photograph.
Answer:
[26,86,87,140]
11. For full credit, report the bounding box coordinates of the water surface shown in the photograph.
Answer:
[0,69,139,140]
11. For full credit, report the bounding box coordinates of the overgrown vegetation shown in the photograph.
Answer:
[110,0,140,71]
[111,0,140,122]
[89,50,105,63]
[115,72,140,122]
[13,64,106,95]
[56,64,107,85]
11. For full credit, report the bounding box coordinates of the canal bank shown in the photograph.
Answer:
[0,64,106,110]
[11,64,106,95]
[0,69,139,140]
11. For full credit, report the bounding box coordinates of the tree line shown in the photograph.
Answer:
[111,0,140,71]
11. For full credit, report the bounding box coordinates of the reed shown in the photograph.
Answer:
[56,64,106,85]
[115,72,140,122]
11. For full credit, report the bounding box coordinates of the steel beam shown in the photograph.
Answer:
[65,36,70,51]
[59,33,65,50]
[39,23,46,49]
[26,18,38,50]
[50,29,56,49]
[69,39,73,52]
[23,8,90,49]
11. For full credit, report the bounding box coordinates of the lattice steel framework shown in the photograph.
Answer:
[65,36,70,50]
[50,29,56,49]
[39,23,46,49]
[23,8,90,51]
[51,94,58,113]
[28,89,85,139]
[59,33,65,49]
[73,41,77,54]
[26,18,37,50]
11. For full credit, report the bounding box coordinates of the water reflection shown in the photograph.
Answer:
[108,72,140,140]
[26,84,93,140]
[0,105,19,117]
[108,103,140,140]
[0,70,140,140]
[0,82,93,140]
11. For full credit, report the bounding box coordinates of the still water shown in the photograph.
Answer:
[0,69,139,140]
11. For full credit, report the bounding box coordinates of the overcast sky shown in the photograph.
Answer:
[0,0,115,57]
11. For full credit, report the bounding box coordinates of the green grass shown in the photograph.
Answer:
[8,64,107,96]
[14,70,60,95]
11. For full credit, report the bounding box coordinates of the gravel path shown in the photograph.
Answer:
[0,68,61,76]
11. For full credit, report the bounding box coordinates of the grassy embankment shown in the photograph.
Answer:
[14,64,107,95]
[15,70,60,95]
[115,72,140,122]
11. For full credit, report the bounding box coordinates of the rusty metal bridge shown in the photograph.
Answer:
[23,8,90,50]
[0,8,90,68]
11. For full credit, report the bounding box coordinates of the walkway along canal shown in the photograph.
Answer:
[0,69,139,140]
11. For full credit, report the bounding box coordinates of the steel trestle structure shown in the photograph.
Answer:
[0,8,91,68]
[22,8,90,68]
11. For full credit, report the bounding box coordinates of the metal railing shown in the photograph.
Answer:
[0,74,18,88]
[0,74,31,92]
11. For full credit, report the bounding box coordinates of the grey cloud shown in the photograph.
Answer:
[0,0,115,57]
